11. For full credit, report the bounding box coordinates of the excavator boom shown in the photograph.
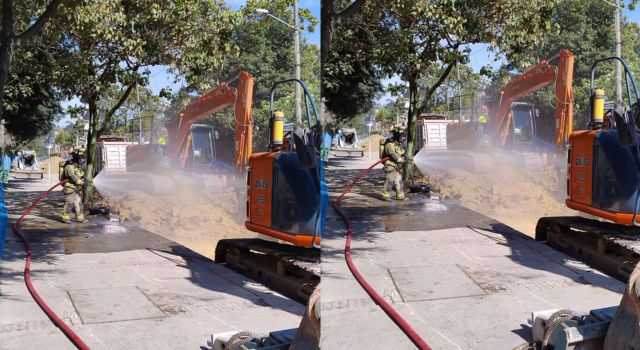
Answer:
[489,49,574,151]
[167,71,254,170]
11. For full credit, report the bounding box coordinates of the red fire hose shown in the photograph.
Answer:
[332,157,431,350]
[11,179,91,350]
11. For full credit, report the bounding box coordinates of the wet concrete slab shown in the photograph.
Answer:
[0,179,303,349]
[321,157,625,349]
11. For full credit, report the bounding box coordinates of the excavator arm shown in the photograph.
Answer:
[167,71,254,171]
[489,49,574,151]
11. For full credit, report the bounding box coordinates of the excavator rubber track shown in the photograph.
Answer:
[214,238,320,305]
[535,216,640,282]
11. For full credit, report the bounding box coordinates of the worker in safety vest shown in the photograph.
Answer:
[478,114,487,123]
[157,136,167,145]
[60,149,86,223]
[381,128,406,201]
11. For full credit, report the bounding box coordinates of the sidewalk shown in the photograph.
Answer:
[0,179,303,349]
[321,156,625,349]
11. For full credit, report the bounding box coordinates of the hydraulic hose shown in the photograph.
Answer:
[11,179,91,350]
[332,157,431,350]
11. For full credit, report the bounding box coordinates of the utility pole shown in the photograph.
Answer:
[293,0,302,126]
[615,0,623,104]
[137,85,142,144]
[457,64,462,122]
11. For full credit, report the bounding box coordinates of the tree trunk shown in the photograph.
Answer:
[403,73,419,184]
[0,37,14,120]
[320,0,332,76]
[83,97,99,205]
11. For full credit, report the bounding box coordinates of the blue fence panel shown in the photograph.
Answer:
[0,182,6,260]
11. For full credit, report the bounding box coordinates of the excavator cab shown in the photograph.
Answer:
[187,124,217,170]
[566,57,640,225]
[245,79,327,249]
[510,102,537,146]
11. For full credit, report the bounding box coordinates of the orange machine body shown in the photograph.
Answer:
[567,128,640,225]
[245,150,323,248]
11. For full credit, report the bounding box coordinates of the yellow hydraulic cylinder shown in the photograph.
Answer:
[591,88,605,127]
[270,110,284,151]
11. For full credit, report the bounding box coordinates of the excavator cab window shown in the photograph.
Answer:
[189,124,216,168]
[511,104,535,144]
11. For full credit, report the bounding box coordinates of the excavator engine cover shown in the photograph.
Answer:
[567,129,640,224]
[246,151,323,247]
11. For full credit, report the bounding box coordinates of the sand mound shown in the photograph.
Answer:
[421,164,576,237]
[41,156,65,174]
[109,187,254,258]
[361,134,386,152]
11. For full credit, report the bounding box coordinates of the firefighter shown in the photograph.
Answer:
[61,149,86,223]
[381,127,406,201]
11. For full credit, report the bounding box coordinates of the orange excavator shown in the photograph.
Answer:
[529,57,640,350]
[124,71,254,194]
[536,57,640,284]
[167,71,253,174]
[445,50,575,170]
[124,72,325,303]
[216,78,326,304]
[489,49,574,153]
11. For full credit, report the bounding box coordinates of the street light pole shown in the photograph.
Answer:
[615,0,623,104]
[256,6,302,126]
[293,0,302,127]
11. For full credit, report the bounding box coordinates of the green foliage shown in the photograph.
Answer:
[375,102,399,126]
[323,11,383,122]
[171,0,320,153]
[3,48,62,143]
[46,0,240,204]
[1,0,64,144]
[326,0,556,182]
[54,118,86,149]
[100,85,168,141]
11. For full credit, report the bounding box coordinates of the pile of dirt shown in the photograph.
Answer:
[108,188,255,258]
[361,134,386,153]
[420,164,576,237]
[41,156,65,175]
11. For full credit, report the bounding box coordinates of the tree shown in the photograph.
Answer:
[501,0,618,132]
[173,0,320,154]
[0,0,61,120]
[3,47,62,143]
[52,0,239,204]
[99,85,168,142]
[375,101,401,126]
[320,0,365,71]
[332,1,556,182]
[323,14,382,122]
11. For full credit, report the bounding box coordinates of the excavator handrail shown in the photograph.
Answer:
[590,56,640,109]
[269,78,321,130]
